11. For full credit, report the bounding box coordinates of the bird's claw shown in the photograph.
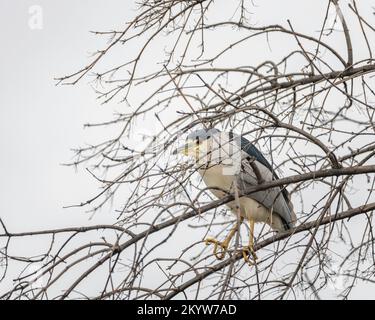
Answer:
[205,237,228,260]
[205,238,258,264]
[242,246,258,265]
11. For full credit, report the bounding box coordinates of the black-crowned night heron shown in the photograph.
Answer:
[176,128,296,263]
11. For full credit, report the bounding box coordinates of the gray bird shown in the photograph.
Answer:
[176,128,296,262]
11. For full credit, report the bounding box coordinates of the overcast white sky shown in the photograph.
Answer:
[0,0,133,231]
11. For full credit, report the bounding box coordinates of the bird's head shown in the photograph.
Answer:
[174,128,220,160]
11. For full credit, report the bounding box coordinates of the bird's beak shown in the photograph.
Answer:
[173,141,197,156]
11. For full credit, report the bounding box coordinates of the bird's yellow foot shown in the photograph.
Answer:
[242,245,258,265]
[204,237,228,260]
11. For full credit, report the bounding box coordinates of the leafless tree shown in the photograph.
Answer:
[1,0,375,300]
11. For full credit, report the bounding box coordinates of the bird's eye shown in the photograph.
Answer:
[196,138,200,145]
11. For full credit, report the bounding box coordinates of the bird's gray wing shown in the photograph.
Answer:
[236,155,296,230]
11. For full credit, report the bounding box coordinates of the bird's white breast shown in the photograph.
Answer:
[198,164,284,230]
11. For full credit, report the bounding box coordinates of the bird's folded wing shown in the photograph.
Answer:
[237,158,296,229]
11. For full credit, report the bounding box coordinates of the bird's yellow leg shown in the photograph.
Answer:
[205,218,243,260]
[242,218,258,264]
